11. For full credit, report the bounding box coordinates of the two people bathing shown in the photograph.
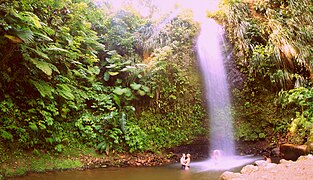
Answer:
[180,153,191,170]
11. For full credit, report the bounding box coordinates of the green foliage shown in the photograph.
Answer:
[278,87,313,144]
[223,0,313,145]
[130,16,207,149]
[124,122,150,153]
[0,0,106,152]
[232,88,284,141]
[0,0,206,157]
[224,0,313,90]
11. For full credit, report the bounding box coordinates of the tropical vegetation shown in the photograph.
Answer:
[0,0,206,167]
[223,0,313,145]
[1,0,313,178]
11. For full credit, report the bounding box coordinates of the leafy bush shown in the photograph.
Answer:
[278,87,313,144]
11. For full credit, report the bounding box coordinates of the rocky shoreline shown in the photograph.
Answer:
[220,154,313,179]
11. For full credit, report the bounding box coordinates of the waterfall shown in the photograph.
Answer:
[196,18,235,157]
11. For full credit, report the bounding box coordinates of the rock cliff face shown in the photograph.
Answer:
[224,48,246,91]
[220,154,313,180]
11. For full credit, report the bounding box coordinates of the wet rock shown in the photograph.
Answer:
[263,163,277,170]
[271,147,280,156]
[297,154,313,161]
[254,160,277,170]
[280,144,309,161]
[220,155,313,179]
[255,160,268,167]
[165,137,210,160]
[279,159,293,164]
[235,140,272,156]
[219,171,243,180]
[240,164,258,174]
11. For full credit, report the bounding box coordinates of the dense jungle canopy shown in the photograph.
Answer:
[0,0,313,164]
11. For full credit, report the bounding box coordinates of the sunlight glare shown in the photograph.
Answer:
[94,0,222,20]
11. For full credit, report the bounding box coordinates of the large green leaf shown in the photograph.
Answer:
[48,63,60,74]
[137,90,145,96]
[30,59,53,76]
[15,28,34,43]
[20,11,42,28]
[113,94,121,106]
[130,83,141,90]
[27,47,49,59]
[29,122,38,131]
[56,84,75,100]
[30,80,55,98]
[108,71,119,76]
[124,88,132,97]
[103,72,110,81]
[89,66,100,75]
[34,32,53,41]
[46,46,69,52]
[113,87,124,95]
[141,85,150,93]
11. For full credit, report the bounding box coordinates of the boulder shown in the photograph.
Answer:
[240,164,258,174]
[219,171,243,180]
[254,160,277,170]
[255,160,268,167]
[271,147,280,156]
[280,144,309,161]
[297,154,313,161]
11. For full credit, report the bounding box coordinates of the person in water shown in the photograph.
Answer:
[180,153,187,169]
[185,154,191,170]
[212,150,222,161]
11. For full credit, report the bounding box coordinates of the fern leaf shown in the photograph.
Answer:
[48,63,60,74]
[34,32,53,41]
[30,80,55,98]
[46,46,69,52]
[15,28,34,43]
[56,84,75,100]
[26,46,49,59]
[24,12,42,28]
[30,58,53,76]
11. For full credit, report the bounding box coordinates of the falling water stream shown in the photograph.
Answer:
[190,18,259,172]
[197,18,235,157]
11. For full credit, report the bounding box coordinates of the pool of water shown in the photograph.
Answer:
[11,156,261,180]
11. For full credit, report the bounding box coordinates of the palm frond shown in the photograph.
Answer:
[14,28,34,43]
